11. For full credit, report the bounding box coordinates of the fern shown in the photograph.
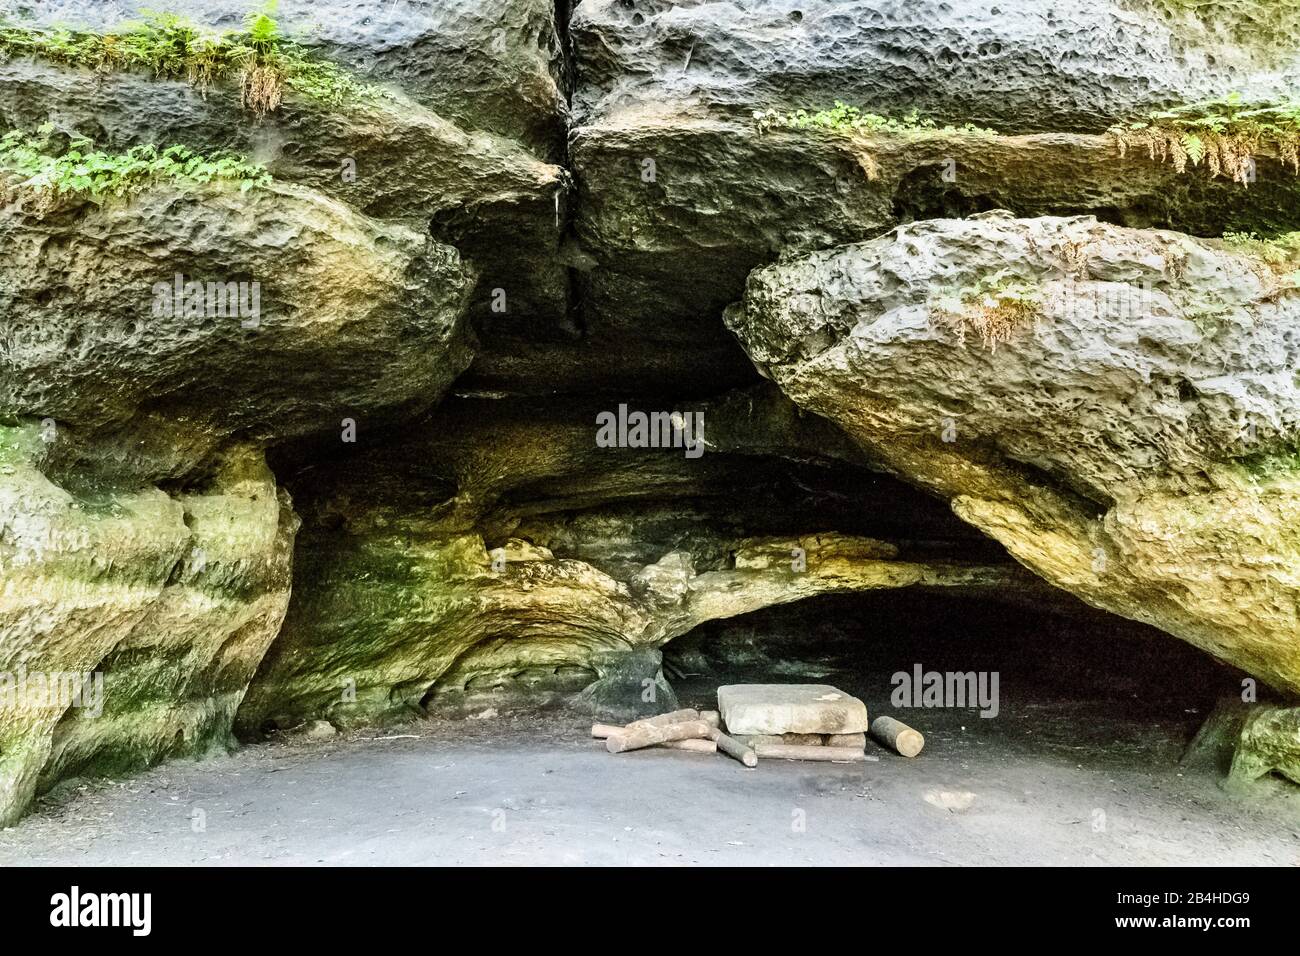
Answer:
[0,5,377,115]
[0,127,270,212]
[1110,93,1300,182]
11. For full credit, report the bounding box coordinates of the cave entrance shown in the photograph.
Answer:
[662,587,1243,771]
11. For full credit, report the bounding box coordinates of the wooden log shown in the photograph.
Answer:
[626,708,700,730]
[825,732,867,749]
[660,738,717,754]
[700,710,721,729]
[592,710,702,739]
[607,719,712,753]
[708,729,758,767]
[753,742,866,762]
[870,716,925,757]
[591,724,714,752]
[737,732,822,747]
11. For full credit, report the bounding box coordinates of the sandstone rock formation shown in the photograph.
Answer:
[0,0,1298,823]
[727,213,1300,695]
[570,0,1300,133]
[1234,705,1300,786]
[1,179,475,482]
[0,428,296,825]
[23,0,569,157]
[567,0,1300,394]
[238,388,1026,731]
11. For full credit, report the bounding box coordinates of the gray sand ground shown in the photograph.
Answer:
[2,707,1297,866]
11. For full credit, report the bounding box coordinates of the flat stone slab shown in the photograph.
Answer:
[718,684,869,736]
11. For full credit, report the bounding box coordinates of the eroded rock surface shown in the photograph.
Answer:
[727,213,1300,694]
[0,180,475,482]
[0,427,296,825]
[571,0,1300,132]
[238,388,1027,730]
[1233,705,1300,786]
[20,0,568,157]
[566,1,1300,394]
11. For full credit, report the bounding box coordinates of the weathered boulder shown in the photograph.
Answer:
[571,112,1300,394]
[20,0,568,157]
[1232,705,1300,786]
[0,55,569,361]
[727,213,1300,695]
[0,178,475,482]
[572,0,1300,133]
[0,426,296,826]
[0,4,572,398]
[568,648,680,723]
[565,0,1300,394]
[1184,697,1300,787]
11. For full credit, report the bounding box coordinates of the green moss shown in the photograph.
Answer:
[1233,445,1300,481]
[753,102,998,181]
[0,125,270,209]
[755,102,998,139]
[0,3,380,115]
[0,422,46,468]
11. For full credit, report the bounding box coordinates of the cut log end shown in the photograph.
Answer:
[870,716,925,758]
[709,729,758,767]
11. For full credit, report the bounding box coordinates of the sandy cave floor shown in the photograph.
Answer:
[1,697,1298,867]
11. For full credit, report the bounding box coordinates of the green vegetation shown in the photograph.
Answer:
[1233,445,1300,482]
[1222,229,1300,261]
[1110,93,1300,183]
[0,125,270,212]
[755,102,998,138]
[933,269,1040,352]
[1219,229,1300,290]
[0,3,378,116]
[754,102,999,180]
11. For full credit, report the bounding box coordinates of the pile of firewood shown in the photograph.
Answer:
[592,707,925,766]
[593,708,758,766]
